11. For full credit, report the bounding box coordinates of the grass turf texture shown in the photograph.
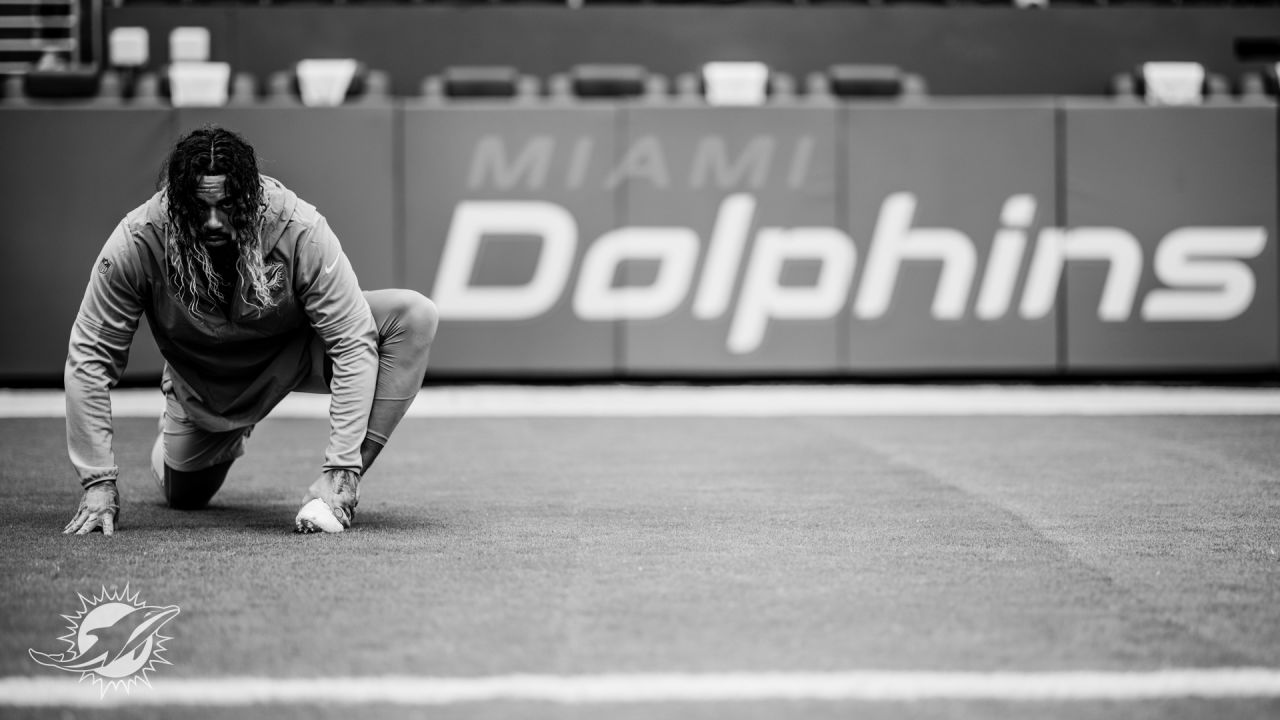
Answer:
[1,414,1278,718]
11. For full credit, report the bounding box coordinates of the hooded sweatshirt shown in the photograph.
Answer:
[65,176,379,488]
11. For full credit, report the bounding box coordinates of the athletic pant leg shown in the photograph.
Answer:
[362,289,439,441]
[151,370,252,509]
[359,289,438,470]
[291,289,437,473]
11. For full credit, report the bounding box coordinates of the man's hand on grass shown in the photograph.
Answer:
[63,480,120,536]
[303,469,360,528]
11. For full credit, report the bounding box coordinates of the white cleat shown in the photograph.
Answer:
[294,498,345,534]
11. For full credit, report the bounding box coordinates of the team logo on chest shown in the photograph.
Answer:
[264,261,286,291]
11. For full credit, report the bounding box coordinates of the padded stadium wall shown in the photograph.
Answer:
[1,96,1275,382]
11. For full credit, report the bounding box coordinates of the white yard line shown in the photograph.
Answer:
[3,385,1280,418]
[3,670,1280,706]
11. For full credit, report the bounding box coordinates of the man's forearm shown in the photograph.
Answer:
[64,354,120,487]
[322,332,378,473]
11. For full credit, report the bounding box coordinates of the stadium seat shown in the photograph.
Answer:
[674,66,798,104]
[442,65,519,97]
[1110,62,1230,105]
[171,62,233,106]
[0,68,122,107]
[296,59,361,106]
[572,64,648,97]
[131,67,257,107]
[548,64,665,100]
[420,65,540,101]
[266,61,390,106]
[21,68,101,100]
[701,61,771,105]
[816,64,928,100]
[12,68,126,106]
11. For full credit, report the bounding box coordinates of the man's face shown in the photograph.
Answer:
[195,175,233,247]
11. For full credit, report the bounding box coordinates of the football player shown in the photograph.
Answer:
[62,125,438,536]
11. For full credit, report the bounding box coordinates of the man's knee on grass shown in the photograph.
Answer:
[162,460,233,510]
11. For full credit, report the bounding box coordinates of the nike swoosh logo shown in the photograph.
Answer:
[323,256,339,274]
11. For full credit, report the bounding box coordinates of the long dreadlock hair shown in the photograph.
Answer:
[161,126,279,314]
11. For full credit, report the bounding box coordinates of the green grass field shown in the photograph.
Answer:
[1,396,1278,719]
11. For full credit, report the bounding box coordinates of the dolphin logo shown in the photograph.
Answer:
[29,588,180,694]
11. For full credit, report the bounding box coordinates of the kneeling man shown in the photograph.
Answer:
[63,125,438,536]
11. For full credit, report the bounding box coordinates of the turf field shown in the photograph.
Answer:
[1,385,1278,719]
